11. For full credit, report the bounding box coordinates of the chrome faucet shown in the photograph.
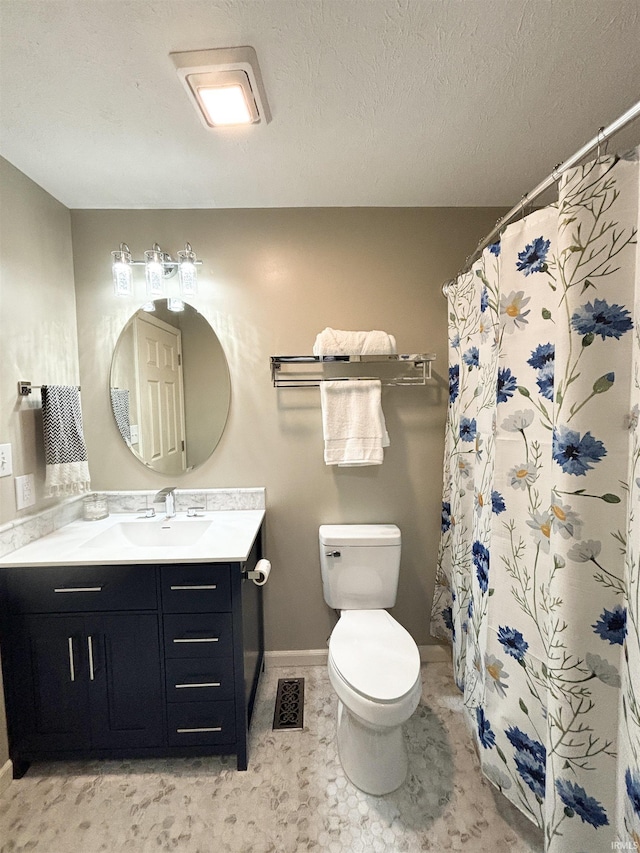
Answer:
[154,486,177,518]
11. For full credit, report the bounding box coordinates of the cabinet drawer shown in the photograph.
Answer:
[1,565,157,614]
[160,565,231,613]
[165,657,235,703]
[167,700,236,746]
[164,613,233,658]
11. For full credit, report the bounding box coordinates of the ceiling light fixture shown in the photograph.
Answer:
[171,46,271,129]
[111,242,201,298]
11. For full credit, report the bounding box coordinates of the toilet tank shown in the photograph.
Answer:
[319,524,401,610]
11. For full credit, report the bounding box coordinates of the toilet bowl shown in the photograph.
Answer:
[319,524,421,795]
[328,609,422,795]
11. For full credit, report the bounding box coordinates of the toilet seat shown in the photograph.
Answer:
[329,610,420,702]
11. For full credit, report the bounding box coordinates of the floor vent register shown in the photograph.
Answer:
[272,677,305,731]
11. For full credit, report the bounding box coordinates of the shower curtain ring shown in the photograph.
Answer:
[596,126,608,159]
[519,195,527,220]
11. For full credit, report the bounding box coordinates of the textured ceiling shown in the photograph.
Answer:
[1,0,639,209]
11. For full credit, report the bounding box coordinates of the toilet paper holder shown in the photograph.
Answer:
[244,558,271,586]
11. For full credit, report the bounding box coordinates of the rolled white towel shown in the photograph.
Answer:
[313,328,397,356]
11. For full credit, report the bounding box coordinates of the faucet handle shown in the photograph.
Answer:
[187,506,205,517]
[137,507,156,518]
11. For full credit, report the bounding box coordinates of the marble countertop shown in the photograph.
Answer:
[0,510,265,568]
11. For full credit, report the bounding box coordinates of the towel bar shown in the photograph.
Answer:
[270,354,435,387]
[18,381,81,397]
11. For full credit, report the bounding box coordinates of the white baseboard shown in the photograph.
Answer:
[265,649,328,668]
[265,644,450,669]
[0,759,12,797]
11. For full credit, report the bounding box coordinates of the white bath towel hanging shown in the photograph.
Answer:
[313,328,397,356]
[320,379,390,466]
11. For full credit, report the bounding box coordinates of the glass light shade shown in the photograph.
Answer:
[111,244,133,296]
[167,298,185,312]
[141,301,156,312]
[144,248,165,297]
[198,84,252,125]
[112,261,133,296]
[178,243,198,295]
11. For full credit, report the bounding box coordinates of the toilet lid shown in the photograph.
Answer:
[329,610,420,702]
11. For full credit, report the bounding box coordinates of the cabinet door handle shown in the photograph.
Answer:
[54,586,103,593]
[169,584,217,591]
[67,637,75,682]
[172,637,219,644]
[176,726,222,734]
[87,636,95,681]
[175,682,221,689]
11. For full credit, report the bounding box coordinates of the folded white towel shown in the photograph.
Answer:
[320,380,390,467]
[313,328,397,356]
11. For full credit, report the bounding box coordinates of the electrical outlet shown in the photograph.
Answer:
[15,474,35,510]
[0,443,12,477]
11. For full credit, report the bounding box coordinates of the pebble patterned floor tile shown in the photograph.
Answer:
[0,662,543,853]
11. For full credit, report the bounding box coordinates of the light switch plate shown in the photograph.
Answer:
[15,473,35,509]
[0,444,12,477]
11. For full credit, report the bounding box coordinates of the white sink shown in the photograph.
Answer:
[86,519,213,549]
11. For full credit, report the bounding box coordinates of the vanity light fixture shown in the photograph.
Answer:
[167,298,185,313]
[110,242,202,297]
[171,46,271,129]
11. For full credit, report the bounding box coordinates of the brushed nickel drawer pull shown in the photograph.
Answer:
[170,584,218,590]
[87,635,95,681]
[176,726,222,734]
[67,637,75,682]
[175,682,221,689]
[54,586,103,593]
[173,637,219,644]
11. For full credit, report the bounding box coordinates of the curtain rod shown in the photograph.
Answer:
[442,98,640,296]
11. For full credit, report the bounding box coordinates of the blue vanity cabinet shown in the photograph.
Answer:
[0,566,164,770]
[0,524,265,776]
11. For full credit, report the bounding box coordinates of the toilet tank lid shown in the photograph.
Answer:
[319,524,401,547]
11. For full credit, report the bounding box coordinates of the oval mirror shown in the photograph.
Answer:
[110,299,231,474]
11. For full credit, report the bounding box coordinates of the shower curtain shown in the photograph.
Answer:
[431,148,640,851]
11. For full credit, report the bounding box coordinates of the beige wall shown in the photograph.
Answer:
[0,157,79,525]
[70,207,504,653]
[0,156,79,775]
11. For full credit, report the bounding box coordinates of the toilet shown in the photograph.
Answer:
[319,524,421,796]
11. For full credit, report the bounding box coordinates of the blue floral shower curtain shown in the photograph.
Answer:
[431,148,640,851]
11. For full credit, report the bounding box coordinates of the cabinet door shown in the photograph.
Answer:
[87,613,164,749]
[7,615,90,753]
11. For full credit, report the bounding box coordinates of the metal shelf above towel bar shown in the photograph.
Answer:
[270,354,436,387]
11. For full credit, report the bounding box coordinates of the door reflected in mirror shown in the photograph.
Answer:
[110,300,230,474]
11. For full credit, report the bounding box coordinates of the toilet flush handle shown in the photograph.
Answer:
[325,550,341,558]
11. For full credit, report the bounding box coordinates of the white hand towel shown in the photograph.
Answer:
[313,328,397,356]
[320,380,390,466]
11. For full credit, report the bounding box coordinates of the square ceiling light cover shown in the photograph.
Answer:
[171,46,271,128]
